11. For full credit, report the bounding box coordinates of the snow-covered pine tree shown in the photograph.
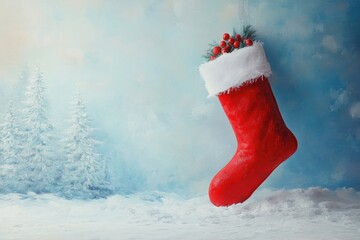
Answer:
[61,93,111,199]
[0,101,22,193]
[14,66,29,105]
[21,68,55,193]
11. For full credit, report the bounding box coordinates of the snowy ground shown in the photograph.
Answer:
[0,187,359,240]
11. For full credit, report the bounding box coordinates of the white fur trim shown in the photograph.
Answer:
[199,42,272,97]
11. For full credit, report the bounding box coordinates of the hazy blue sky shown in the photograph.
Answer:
[0,0,359,195]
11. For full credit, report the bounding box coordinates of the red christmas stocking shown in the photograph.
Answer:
[199,42,297,207]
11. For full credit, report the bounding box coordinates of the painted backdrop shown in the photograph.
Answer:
[0,0,359,196]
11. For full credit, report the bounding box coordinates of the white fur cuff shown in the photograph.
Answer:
[199,42,272,97]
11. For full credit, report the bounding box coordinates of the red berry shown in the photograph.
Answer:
[212,46,221,55]
[210,55,216,61]
[220,40,227,48]
[235,34,242,41]
[228,38,235,45]
[245,39,253,46]
[223,33,230,41]
[234,40,240,48]
[221,45,231,54]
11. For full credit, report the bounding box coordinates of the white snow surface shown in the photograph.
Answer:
[1,187,359,240]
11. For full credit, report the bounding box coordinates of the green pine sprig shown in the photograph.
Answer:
[242,25,256,40]
[202,41,219,60]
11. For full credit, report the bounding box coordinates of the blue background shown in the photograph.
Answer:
[0,0,359,195]
[253,0,360,190]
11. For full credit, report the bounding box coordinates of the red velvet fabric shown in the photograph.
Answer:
[209,77,297,207]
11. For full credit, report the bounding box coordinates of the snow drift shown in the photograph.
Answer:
[0,187,359,240]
